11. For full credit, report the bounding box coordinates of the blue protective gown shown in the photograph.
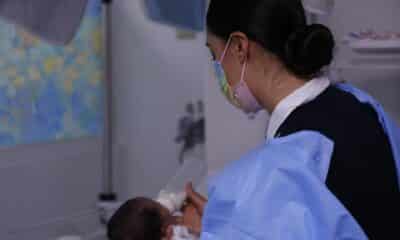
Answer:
[201,84,400,240]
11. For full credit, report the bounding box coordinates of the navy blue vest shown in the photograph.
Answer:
[277,86,400,239]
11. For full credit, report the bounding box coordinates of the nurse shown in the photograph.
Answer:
[183,0,400,239]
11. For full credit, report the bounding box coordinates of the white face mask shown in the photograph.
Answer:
[212,36,263,114]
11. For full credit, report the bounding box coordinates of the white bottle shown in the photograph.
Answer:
[156,145,207,213]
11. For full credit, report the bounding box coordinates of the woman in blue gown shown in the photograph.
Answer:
[182,0,400,239]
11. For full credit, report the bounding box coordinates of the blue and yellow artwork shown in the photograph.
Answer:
[0,0,104,147]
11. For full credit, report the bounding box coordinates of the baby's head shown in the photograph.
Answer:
[107,197,174,240]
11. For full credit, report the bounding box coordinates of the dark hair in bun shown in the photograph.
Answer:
[207,0,335,79]
[285,24,335,77]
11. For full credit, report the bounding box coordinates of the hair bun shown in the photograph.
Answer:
[284,24,335,78]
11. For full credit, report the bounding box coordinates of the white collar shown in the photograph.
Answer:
[266,77,331,140]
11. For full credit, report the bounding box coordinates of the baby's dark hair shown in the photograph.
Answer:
[107,198,164,240]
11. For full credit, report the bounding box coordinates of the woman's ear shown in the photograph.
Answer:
[230,32,250,64]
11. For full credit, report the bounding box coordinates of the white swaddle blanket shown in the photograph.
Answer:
[0,0,89,45]
[156,191,198,240]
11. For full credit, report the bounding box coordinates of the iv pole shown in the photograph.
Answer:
[99,0,116,202]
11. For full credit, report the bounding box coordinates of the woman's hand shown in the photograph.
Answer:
[182,204,202,236]
[182,183,208,235]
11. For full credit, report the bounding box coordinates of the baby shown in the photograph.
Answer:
[107,197,198,240]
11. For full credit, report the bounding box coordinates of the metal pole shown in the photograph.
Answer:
[100,0,116,201]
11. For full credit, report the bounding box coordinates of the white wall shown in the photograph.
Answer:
[0,138,102,240]
[111,0,208,200]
